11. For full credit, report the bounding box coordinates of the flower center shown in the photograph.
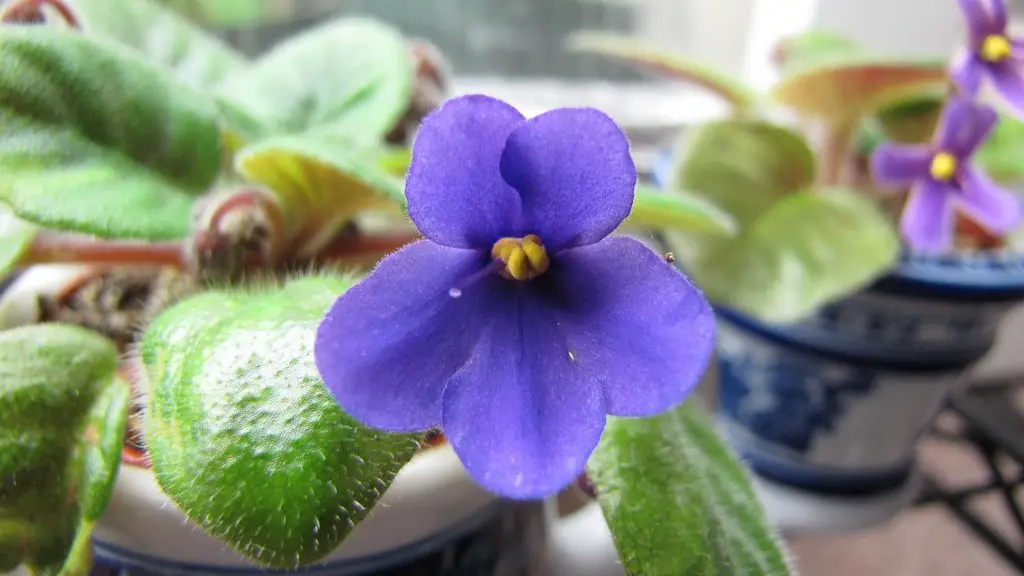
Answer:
[980,34,1012,62]
[929,152,958,182]
[491,234,550,281]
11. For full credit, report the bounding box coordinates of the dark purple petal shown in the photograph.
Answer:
[991,0,1008,31]
[871,143,931,188]
[315,240,494,432]
[934,96,999,157]
[406,95,524,249]
[548,237,714,416]
[901,182,956,253]
[950,50,984,95]
[441,290,606,499]
[958,168,1023,233]
[957,0,998,43]
[990,60,1024,116]
[499,108,636,251]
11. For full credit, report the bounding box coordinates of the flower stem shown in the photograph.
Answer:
[0,0,79,27]
[21,232,188,269]
[313,231,419,265]
[820,119,857,187]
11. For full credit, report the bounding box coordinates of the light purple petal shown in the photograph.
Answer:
[870,143,931,188]
[957,0,998,43]
[406,95,524,249]
[991,0,1009,31]
[901,182,956,253]
[990,60,1024,117]
[934,95,999,157]
[950,50,984,96]
[958,168,1023,233]
[315,240,494,432]
[551,237,715,416]
[441,290,606,499]
[498,108,636,251]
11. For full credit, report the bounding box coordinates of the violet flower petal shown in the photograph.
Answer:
[551,237,715,416]
[871,143,932,188]
[314,240,494,432]
[950,50,984,95]
[958,168,1023,233]
[441,290,606,499]
[990,60,1024,116]
[991,0,1009,32]
[934,96,999,157]
[406,95,524,249]
[957,0,997,44]
[901,182,956,253]
[499,108,636,251]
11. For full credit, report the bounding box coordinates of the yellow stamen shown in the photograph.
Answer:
[929,152,958,182]
[980,34,1012,62]
[491,234,549,281]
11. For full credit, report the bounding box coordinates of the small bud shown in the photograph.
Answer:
[188,188,288,283]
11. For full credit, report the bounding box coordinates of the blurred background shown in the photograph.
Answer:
[140,1,1024,574]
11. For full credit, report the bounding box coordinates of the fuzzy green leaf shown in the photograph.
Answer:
[674,187,900,323]
[589,401,793,576]
[0,324,129,575]
[623,183,737,237]
[976,113,1024,183]
[0,27,222,240]
[216,17,413,139]
[566,32,759,112]
[235,133,407,255]
[67,0,248,89]
[0,208,35,278]
[139,274,421,569]
[772,56,949,125]
[674,119,817,226]
[775,30,866,74]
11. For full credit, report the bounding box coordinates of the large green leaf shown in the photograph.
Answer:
[67,0,247,89]
[0,27,222,240]
[235,133,407,256]
[676,187,900,323]
[774,30,866,74]
[139,274,421,569]
[623,183,737,237]
[566,32,759,113]
[772,56,949,125]
[589,401,792,576]
[0,207,35,278]
[674,119,817,226]
[976,113,1024,183]
[0,324,129,576]
[216,17,414,139]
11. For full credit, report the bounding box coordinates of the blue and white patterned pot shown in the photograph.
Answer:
[712,252,1024,501]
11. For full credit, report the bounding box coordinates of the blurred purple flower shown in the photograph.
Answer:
[871,96,1020,252]
[951,0,1024,114]
[314,94,715,499]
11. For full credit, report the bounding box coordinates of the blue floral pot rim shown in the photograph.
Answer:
[649,147,1024,301]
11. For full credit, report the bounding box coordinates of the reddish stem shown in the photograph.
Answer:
[314,231,419,264]
[820,120,857,187]
[21,232,188,269]
[1,0,79,27]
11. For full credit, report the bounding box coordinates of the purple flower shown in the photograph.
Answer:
[871,96,1020,252]
[951,0,1024,114]
[314,95,715,499]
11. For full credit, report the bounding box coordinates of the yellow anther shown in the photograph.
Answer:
[490,234,550,281]
[929,152,958,182]
[980,34,1012,62]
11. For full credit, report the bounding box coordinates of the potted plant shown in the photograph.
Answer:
[568,0,1024,529]
[0,1,796,575]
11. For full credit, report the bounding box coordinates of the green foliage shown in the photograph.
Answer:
[0,27,222,240]
[0,208,35,278]
[623,183,737,238]
[589,401,793,576]
[775,30,866,74]
[976,113,1024,183]
[0,324,129,575]
[139,274,422,569]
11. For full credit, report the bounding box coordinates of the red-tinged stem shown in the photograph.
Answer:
[820,119,857,188]
[21,232,188,269]
[314,231,420,265]
[1,0,79,27]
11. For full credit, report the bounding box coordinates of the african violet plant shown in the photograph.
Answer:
[0,0,793,575]
[569,0,1024,323]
